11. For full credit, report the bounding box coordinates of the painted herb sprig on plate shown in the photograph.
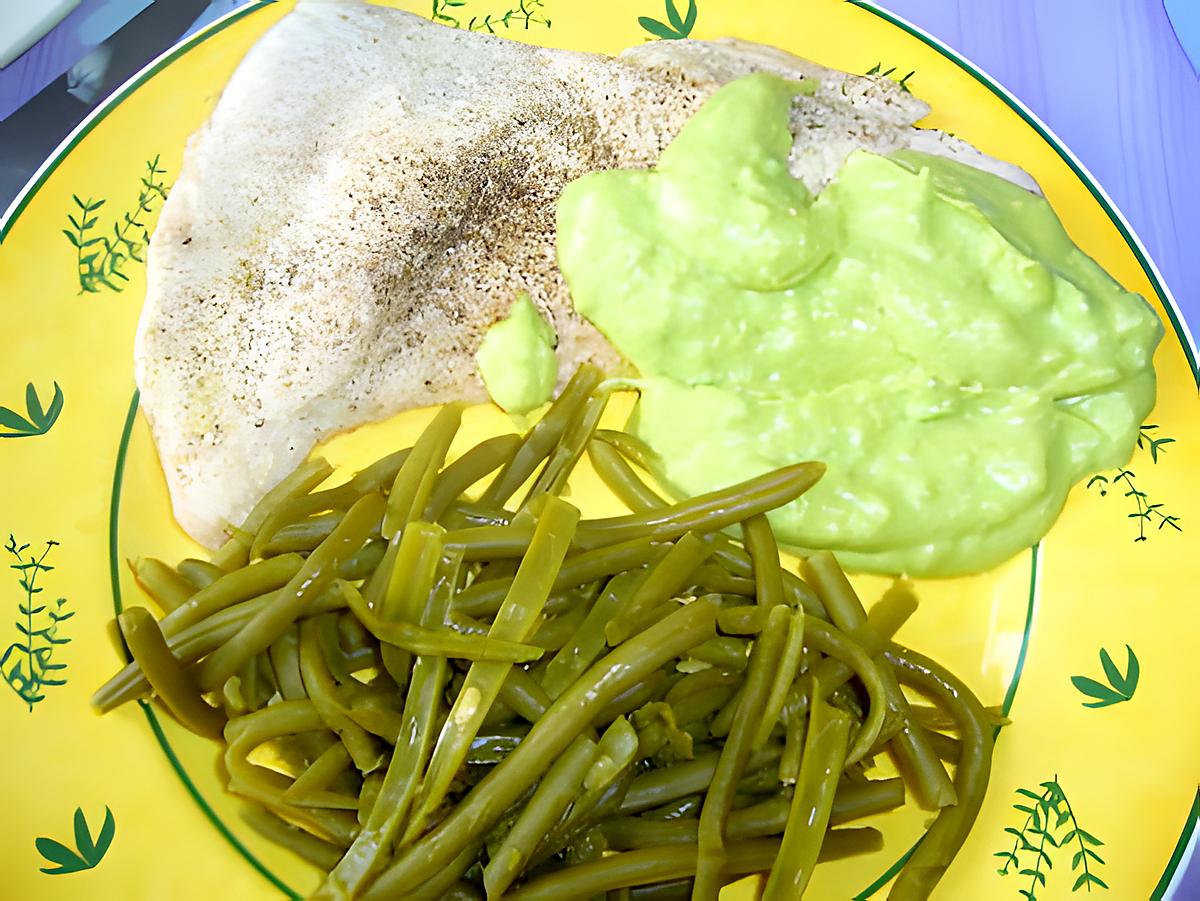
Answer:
[62,155,168,294]
[36,807,116,875]
[0,382,63,439]
[866,62,915,92]
[1,536,72,711]
[432,0,551,32]
[995,777,1108,897]
[639,0,698,40]
[1086,424,1181,541]
[1070,645,1139,708]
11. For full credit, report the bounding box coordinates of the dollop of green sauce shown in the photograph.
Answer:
[556,73,1162,577]
[477,293,558,415]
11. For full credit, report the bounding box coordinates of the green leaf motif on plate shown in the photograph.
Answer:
[865,61,915,92]
[995,777,1108,897]
[1070,644,1139,708]
[431,0,551,33]
[1086,424,1182,541]
[64,155,168,294]
[639,0,698,40]
[0,382,64,439]
[1,535,73,711]
[35,807,116,875]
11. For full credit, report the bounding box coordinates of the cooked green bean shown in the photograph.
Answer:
[687,637,750,672]
[802,617,887,764]
[755,613,804,745]
[212,457,334,571]
[378,520,443,683]
[763,686,853,899]
[424,433,522,522]
[484,735,598,897]
[382,403,463,539]
[742,515,784,611]
[619,746,782,816]
[482,364,603,506]
[314,554,457,899]
[118,606,225,739]
[162,553,304,638]
[524,385,611,503]
[96,373,998,899]
[453,535,663,618]
[497,665,554,724]
[541,569,645,700]
[242,807,344,871]
[605,533,712,645]
[299,614,383,774]
[885,645,994,901]
[695,604,791,899]
[177,557,225,590]
[804,553,956,810]
[402,497,580,844]
[575,463,825,551]
[368,597,720,893]
[505,839,782,900]
[131,558,195,612]
[197,492,385,691]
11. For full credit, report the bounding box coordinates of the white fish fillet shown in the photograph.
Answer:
[137,0,1038,547]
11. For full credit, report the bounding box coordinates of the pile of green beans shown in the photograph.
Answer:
[93,364,994,900]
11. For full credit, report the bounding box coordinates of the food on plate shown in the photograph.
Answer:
[476,294,558,416]
[558,74,1163,576]
[136,0,1037,549]
[95,369,995,899]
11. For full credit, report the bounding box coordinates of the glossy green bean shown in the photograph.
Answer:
[804,555,955,810]
[299,614,383,774]
[802,617,888,765]
[93,581,347,713]
[497,665,553,724]
[131,558,195,612]
[212,457,334,571]
[263,511,345,554]
[481,364,603,507]
[484,735,598,897]
[402,497,580,844]
[507,839,782,901]
[741,515,784,610]
[762,686,852,900]
[177,557,225,590]
[368,597,720,894]
[424,433,522,522]
[574,463,825,551]
[588,436,668,514]
[242,807,344,871]
[886,645,993,901]
[162,553,305,638]
[605,534,712,645]
[118,606,225,739]
[284,741,354,804]
[753,611,806,749]
[618,746,783,816]
[313,556,456,899]
[197,492,385,692]
[382,404,464,539]
[523,386,611,504]
[540,570,644,700]
[695,604,792,899]
[453,535,663,618]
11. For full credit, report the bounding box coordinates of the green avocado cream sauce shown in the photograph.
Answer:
[555,72,1162,577]
[476,293,558,416]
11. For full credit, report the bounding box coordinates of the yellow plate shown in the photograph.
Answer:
[1,1,1198,898]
